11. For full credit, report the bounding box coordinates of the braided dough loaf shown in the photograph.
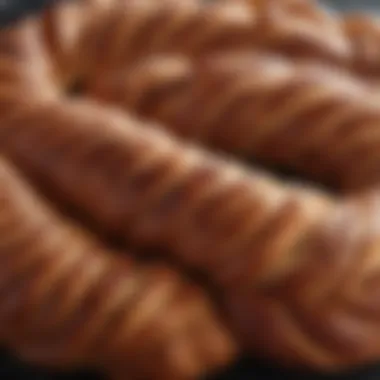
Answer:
[90,51,380,192]
[1,96,376,370]
[232,0,380,78]
[0,157,236,380]
[40,0,380,88]
[4,0,380,376]
[39,0,380,193]
[38,0,349,86]
[0,7,237,380]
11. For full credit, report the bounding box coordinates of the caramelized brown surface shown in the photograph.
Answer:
[0,17,56,117]
[3,0,380,377]
[41,0,380,86]
[0,6,237,380]
[0,158,235,380]
[89,52,380,192]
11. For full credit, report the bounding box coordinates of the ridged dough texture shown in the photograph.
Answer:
[0,6,237,380]
[41,0,380,85]
[0,157,235,380]
[0,18,57,117]
[3,0,380,377]
[4,95,380,370]
[90,51,380,192]
[43,0,380,192]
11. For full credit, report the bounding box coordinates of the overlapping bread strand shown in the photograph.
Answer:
[5,96,380,371]
[0,7,238,379]
[342,13,380,77]
[6,0,380,95]
[226,188,380,369]
[0,17,57,117]
[233,0,380,78]
[42,0,380,85]
[41,0,123,85]
[34,0,380,191]
[0,98,333,287]
[0,156,235,380]
[5,0,380,373]
[8,98,380,369]
[41,0,380,95]
[39,0,351,88]
[90,52,380,192]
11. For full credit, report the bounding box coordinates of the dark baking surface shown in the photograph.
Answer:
[1,0,380,378]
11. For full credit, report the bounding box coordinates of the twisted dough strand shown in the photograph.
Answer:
[5,98,380,370]
[226,189,380,368]
[0,98,333,288]
[0,98,360,369]
[5,0,380,372]
[90,52,380,192]
[0,11,238,379]
[0,156,235,380]
[40,0,352,87]
[42,0,380,86]
[0,17,57,117]
[233,0,380,78]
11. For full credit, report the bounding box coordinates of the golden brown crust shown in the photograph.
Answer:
[0,10,238,379]
[44,0,380,87]
[225,190,380,369]
[1,98,360,369]
[233,0,380,77]
[37,0,380,194]
[40,0,352,87]
[5,0,380,374]
[0,156,236,379]
[0,98,332,284]
[341,14,380,76]
[4,96,380,370]
[89,52,380,192]
[0,17,57,117]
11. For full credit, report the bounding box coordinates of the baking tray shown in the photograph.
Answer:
[1,0,380,379]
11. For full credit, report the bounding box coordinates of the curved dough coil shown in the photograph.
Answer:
[4,98,377,369]
[0,156,235,380]
[0,99,333,285]
[0,10,238,380]
[38,0,380,89]
[231,0,380,78]
[5,0,380,374]
[89,52,380,192]
[4,97,380,371]
[39,0,353,87]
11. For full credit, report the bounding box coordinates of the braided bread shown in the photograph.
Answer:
[0,98,332,280]
[0,156,235,379]
[37,0,380,192]
[39,0,354,88]
[89,51,380,192]
[39,0,380,89]
[0,12,239,379]
[4,0,380,375]
[232,0,380,78]
[3,97,371,369]
[5,96,380,370]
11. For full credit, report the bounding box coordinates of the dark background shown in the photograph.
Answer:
[1,0,380,379]
[322,0,380,12]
